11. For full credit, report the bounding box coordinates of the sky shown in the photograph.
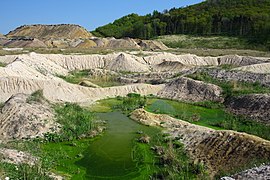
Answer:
[1,0,204,34]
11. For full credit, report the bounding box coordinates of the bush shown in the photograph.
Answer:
[187,72,270,98]
[52,103,95,142]
[27,90,45,103]
[119,93,147,111]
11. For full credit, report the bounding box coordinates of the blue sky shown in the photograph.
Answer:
[1,0,203,34]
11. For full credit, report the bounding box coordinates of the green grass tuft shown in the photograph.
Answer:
[26,90,45,103]
[187,71,270,98]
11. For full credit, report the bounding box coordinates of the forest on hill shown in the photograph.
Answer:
[93,0,270,50]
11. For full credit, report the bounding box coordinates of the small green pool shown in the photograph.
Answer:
[42,111,160,179]
[145,99,226,130]
[77,112,160,179]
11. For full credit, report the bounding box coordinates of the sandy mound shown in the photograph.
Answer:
[3,38,47,48]
[120,72,176,84]
[158,77,223,102]
[0,93,59,141]
[0,39,9,46]
[130,109,270,176]
[225,94,270,124]
[76,39,97,48]
[1,52,269,104]
[0,33,6,39]
[106,37,140,49]
[106,53,149,72]
[144,53,269,68]
[0,55,18,64]
[202,68,270,87]
[0,76,164,103]
[79,80,100,88]
[144,52,182,65]
[177,54,217,66]
[37,53,106,71]
[137,40,168,50]
[23,53,148,72]
[0,52,162,103]
[152,61,188,72]
[234,62,270,74]
[47,39,70,48]
[218,55,270,66]
[0,55,69,79]
[144,52,218,66]
[7,24,92,39]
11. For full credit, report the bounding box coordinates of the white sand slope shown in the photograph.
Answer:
[0,52,269,104]
[0,52,163,103]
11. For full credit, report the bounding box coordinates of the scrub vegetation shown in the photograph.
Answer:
[0,162,52,180]
[58,70,122,87]
[145,98,270,140]
[187,71,270,98]
[0,62,6,67]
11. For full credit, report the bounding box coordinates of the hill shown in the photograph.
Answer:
[93,0,270,50]
[7,24,92,39]
[0,33,5,38]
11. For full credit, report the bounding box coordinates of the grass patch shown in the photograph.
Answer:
[49,103,96,142]
[166,48,270,57]
[93,97,270,140]
[57,70,89,84]
[89,93,147,113]
[187,71,270,98]
[58,70,122,87]
[133,134,208,179]
[88,98,122,113]
[117,93,147,112]
[145,98,270,140]
[0,62,6,67]
[146,98,226,130]
[0,102,4,110]
[40,138,97,179]
[26,90,45,103]
[0,162,52,180]
[157,35,265,51]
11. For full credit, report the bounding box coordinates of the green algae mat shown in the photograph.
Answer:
[42,111,160,179]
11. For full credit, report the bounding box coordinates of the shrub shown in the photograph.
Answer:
[119,93,147,111]
[52,103,95,142]
[26,90,45,103]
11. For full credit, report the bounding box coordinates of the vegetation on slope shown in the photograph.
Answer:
[187,71,270,98]
[145,98,270,140]
[0,62,6,67]
[0,102,99,179]
[157,34,253,50]
[92,95,270,140]
[0,162,52,180]
[93,0,270,50]
[58,70,122,87]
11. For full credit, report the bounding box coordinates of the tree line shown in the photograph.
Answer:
[93,0,270,50]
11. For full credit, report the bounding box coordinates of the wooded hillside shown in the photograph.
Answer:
[93,0,270,49]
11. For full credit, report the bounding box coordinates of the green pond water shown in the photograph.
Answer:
[77,112,160,179]
[41,99,227,179]
[42,111,160,179]
[146,99,226,129]
[38,98,270,179]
